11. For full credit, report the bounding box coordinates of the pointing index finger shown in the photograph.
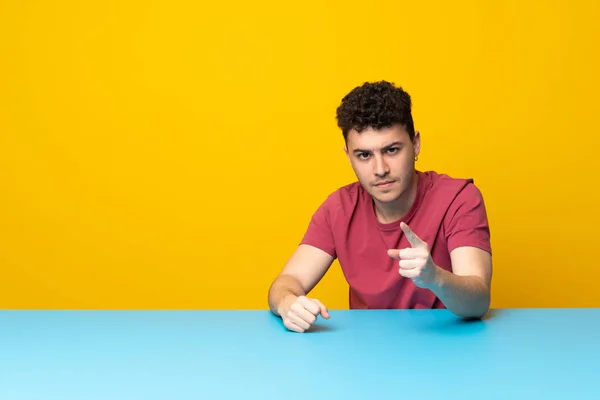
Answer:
[400,222,425,248]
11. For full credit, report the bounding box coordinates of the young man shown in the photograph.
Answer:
[268,81,493,332]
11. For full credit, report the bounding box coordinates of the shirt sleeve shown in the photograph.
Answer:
[445,182,492,254]
[299,194,337,259]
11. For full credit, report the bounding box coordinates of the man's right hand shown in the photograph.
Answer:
[278,295,330,333]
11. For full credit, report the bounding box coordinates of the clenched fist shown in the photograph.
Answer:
[278,295,330,333]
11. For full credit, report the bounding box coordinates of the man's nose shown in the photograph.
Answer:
[373,155,389,177]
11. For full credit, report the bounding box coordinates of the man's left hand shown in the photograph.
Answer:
[387,222,442,289]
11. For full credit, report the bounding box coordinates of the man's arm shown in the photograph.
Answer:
[388,222,492,319]
[428,246,492,319]
[268,244,335,332]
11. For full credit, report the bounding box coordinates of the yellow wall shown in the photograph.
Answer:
[1,1,598,309]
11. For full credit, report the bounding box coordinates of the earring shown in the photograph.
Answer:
[414,156,418,162]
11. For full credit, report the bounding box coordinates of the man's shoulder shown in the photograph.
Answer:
[321,181,366,207]
[421,170,482,200]
[422,170,473,186]
[419,171,491,253]
[312,181,371,224]
[333,180,365,197]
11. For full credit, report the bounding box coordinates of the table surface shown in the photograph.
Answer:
[0,308,598,399]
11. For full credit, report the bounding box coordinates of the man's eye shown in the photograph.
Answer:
[387,147,399,154]
[358,153,370,159]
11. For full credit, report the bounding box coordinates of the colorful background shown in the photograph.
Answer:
[1,1,598,309]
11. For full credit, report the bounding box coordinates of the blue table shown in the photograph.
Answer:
[0,309,598,399]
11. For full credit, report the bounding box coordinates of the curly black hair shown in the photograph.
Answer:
[336,80,415,142]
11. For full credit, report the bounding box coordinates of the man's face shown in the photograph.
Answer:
[344,124,420,204]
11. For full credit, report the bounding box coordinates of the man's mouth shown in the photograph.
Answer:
[374,180,395,188]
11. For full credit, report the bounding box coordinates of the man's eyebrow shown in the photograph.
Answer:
[352,142,404,154]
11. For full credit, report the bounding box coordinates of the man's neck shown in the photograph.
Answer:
[373,172,419,224]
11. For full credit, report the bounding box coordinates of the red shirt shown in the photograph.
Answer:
[300,170,492,309]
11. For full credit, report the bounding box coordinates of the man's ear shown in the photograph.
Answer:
[413,130,421,158]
